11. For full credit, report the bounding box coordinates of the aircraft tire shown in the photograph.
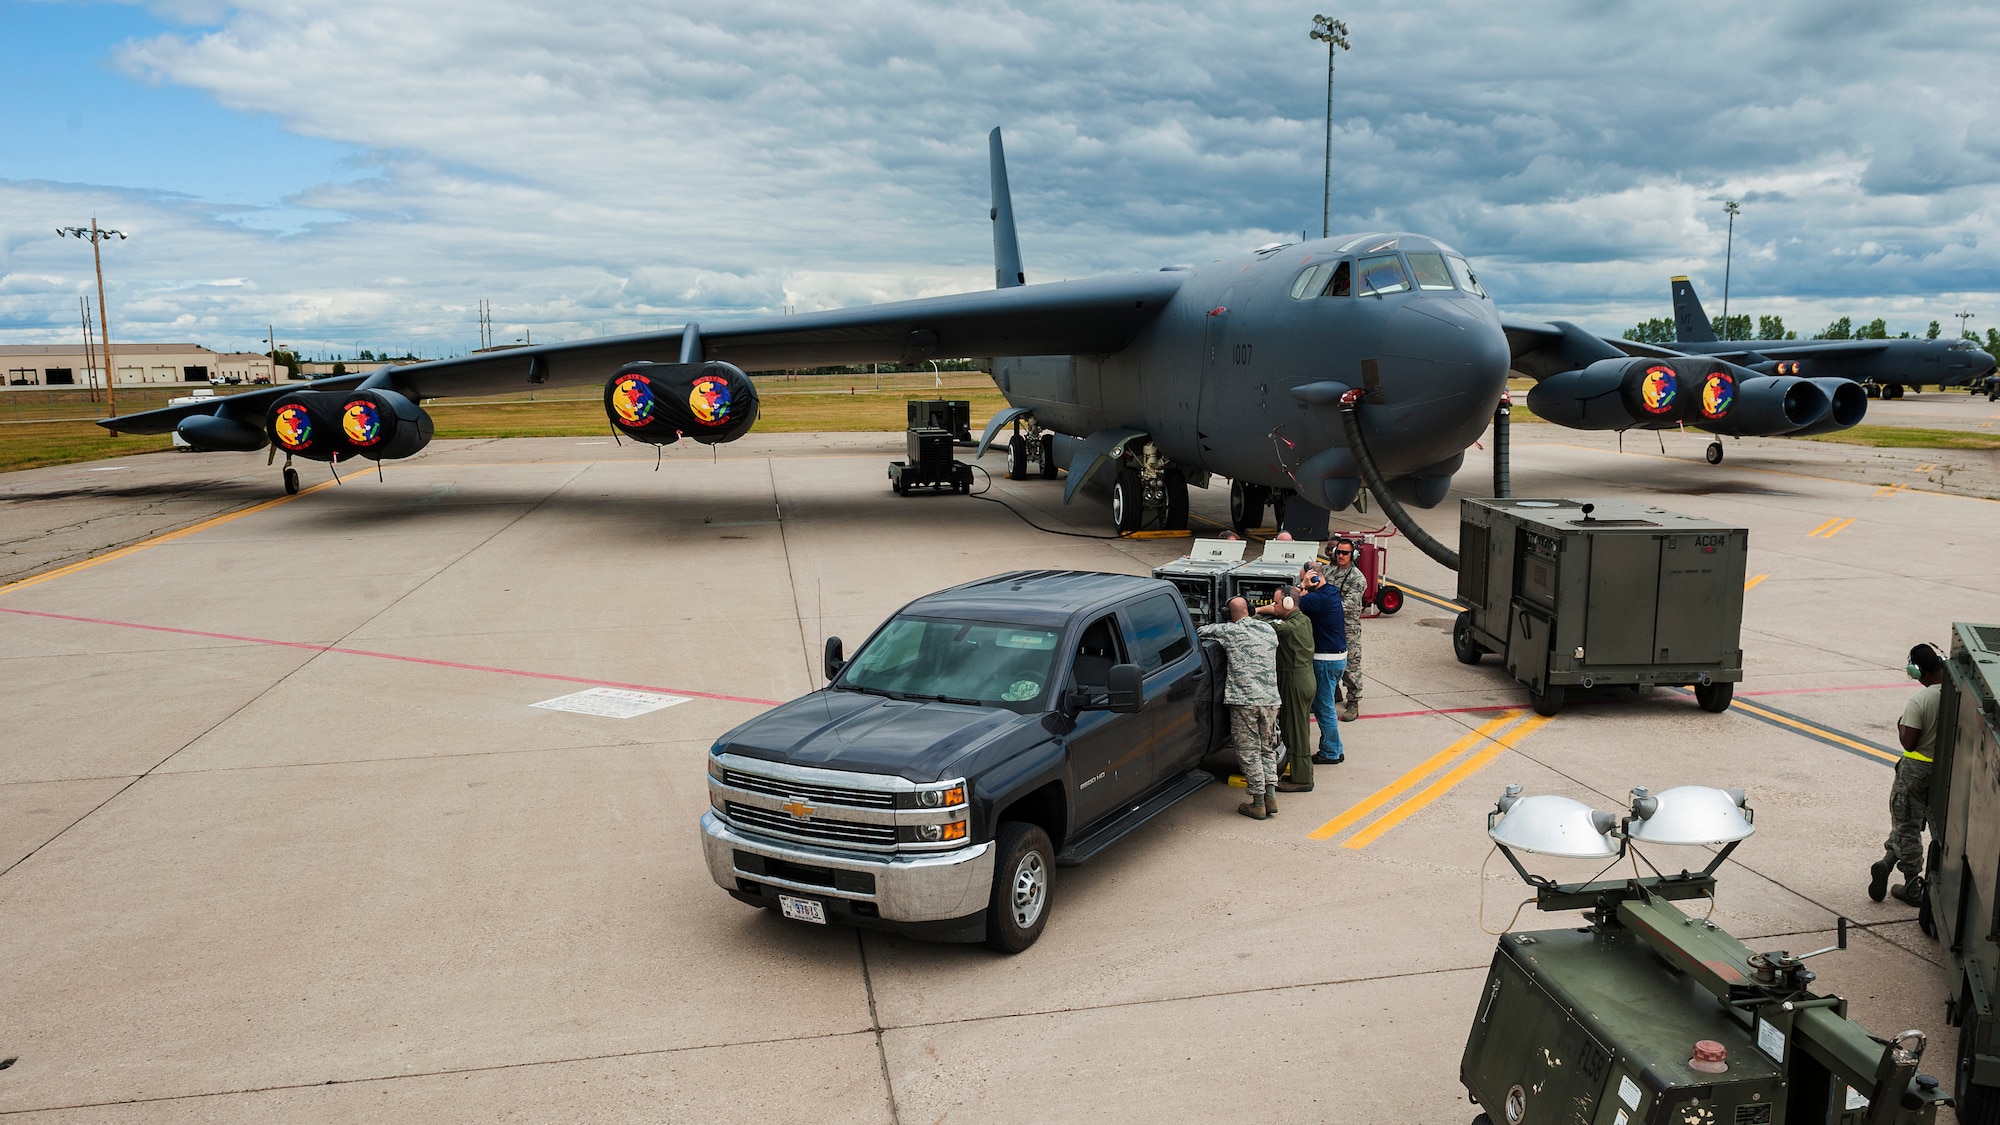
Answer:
[1705,442,1724,465]
[1888,383,1905,400]
[283,466,300,495]
[1006,436,1029,480]
[1163,469,1189,530]
[1452,612,1483,665]
[1530,684,1564,716]
[1230,480,1267,533]
[1695,680,1734,713]
[1111,470,1144,534]
[1038,433,1059,479]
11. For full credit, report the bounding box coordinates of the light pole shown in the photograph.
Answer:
[1720,201,1740,340]
[1958,311,1975,340]
[1309,15,1351,240]
[57,220,126,417]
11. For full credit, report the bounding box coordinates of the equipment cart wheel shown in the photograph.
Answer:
[954,463,973,495]
[1530,684,1564,716]
[1111,469,1144,534]
[892,467,909,496]
[1038,432,1059,479]
[283,466,300,495]
[1006,435,1029,480]
[1452,612,1484,665]
[1694,680,1734,713]
[1959,996,2000,1125]
[1164,468,1189,531]
[1376,585,1404,615]
[1705,441,1724,465]
[986,821,1054,953]
[1230,480,1267,534]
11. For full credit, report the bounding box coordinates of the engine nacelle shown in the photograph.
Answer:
[1525,357,1739,430]
[1786,378,1868,436]
[176,412,268,452]
[267,388,435,462]
[1695,376,1830,436]
[604,361,758,446]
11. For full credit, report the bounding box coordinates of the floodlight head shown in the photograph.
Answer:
[1625,785,1754,847]
[1489,789,1619,859]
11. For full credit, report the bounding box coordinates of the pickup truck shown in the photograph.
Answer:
[699,570,1228,952]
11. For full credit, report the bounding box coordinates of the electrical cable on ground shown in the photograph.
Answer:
[965,464,1122,539]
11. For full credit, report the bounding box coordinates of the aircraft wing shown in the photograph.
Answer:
[101,270,1187,436]
[1499,313,1629,382]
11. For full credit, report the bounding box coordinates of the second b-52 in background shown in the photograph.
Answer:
[1642,276,1996,400]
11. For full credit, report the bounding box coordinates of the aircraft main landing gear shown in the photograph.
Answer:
[1110,442,1191,534]
[1705,441,1724,465]
[282,457,300,495]
[1231,479,1269,534]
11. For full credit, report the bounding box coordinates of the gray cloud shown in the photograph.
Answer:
[2,0,1997,355]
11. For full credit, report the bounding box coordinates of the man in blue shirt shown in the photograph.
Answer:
[1295,563,1349,764]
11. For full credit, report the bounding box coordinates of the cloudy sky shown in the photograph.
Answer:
[3,0,1998,358]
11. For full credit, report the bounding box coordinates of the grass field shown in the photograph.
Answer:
[0,374,1006,473]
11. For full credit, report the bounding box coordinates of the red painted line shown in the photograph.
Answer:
[0,606,784,707]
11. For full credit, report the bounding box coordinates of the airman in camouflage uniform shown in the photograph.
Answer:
[1326,539,1366,722]
[1198,597,1282,820]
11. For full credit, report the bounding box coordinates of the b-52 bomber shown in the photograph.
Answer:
[99,128,1881,535]
[1649,276,1995,400]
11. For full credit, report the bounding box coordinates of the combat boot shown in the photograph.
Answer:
[1264,785,1278,815]
[1869,858,1893,903]
[1238,795,1267,821]
[1891,877,1927,908]
[1339,698,1359,722]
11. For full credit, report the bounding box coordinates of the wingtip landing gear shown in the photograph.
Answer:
[282,460,300,495]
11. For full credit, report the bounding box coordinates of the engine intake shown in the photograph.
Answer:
[267,389,434,462]
[604,361,758,446]
[1525,357,1739,430]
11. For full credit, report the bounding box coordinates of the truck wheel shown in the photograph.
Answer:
[1694,681,1734,713]
[1038,432,1059,479]
[1007,435,1029,480]
[1111,470,1144,534]
[1530,685,1564,716]
[1960,998,2000,1125]
[1376,586,1404,615]
[1452,612,1483,665]
[986,822,1054,953]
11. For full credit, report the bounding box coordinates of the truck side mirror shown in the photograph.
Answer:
[823,636,845,683]
[1106,664,1144,714]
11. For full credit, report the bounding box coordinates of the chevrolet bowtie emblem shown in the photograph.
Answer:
[780,798,816,819]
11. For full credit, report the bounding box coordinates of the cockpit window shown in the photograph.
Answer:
[1355,254,1410,295]
[1323,260,1351,297]
[1407,252,1455,291]
[1446,255,1487,298]
[1290,262,1333,300]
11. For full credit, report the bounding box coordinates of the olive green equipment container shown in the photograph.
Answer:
[1452,498,1747,716]
[1919,622,2000,1120]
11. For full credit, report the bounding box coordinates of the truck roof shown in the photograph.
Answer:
[901,570,1171,629]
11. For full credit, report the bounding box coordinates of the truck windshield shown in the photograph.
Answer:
[840,616,1061,709]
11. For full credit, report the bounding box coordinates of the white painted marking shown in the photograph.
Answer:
[530,687,690,718]
[575,441,610,445]
[87,467,126,472]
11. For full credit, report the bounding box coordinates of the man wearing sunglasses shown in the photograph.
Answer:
[1323,539,1366,723]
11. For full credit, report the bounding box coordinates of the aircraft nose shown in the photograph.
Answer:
[1366,297,1510,470]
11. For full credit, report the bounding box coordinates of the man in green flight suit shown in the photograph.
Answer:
[1257,584,1318,792]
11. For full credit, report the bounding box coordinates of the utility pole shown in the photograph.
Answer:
[57,220,126,417]
[79,296,98,403]
[1721,201,1741,340]
[1309,15,1351,240]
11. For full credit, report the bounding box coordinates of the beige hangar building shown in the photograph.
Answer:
[0,344,282,388]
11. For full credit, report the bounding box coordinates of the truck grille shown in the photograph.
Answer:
[725,802,898,848]
[722,769,897,809]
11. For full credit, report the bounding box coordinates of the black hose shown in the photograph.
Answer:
[1336,391,1459,571]
[1492,399,1511,499]
[966,464,1122,539]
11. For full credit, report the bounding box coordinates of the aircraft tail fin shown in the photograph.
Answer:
[989,127,1025,288]
[1670,275,1718,343]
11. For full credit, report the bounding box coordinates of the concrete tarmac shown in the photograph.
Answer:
[3,423,1998,1122]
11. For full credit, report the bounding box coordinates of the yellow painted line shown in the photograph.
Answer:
[1806,517,1839,537]
[1731,698,1899,764]
[0,480,336,598]
[1307,711,1525,841]
[1820,517,1855,538]
[1915,463,1936,473]
[1874,483,1907,497]
[1125,529,1193,539]
[1344,713,1556,849]
[1743,574,1767,590]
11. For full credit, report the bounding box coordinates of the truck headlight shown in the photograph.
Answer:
[901,819,969,844]
[901,782,967,809]
[707,758,725,783]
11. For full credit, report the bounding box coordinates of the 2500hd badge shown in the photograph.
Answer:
[700,570,1229,951]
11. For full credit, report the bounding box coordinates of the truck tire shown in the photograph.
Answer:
[1007,435,1029,480]
[986,822,1054,953]
[1694,681,1733,713]
[1453,611,1484,665]
[1960,998,2000,1125]
[1531,684,1564,716]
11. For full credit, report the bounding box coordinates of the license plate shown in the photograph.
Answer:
[778,894,828,925]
